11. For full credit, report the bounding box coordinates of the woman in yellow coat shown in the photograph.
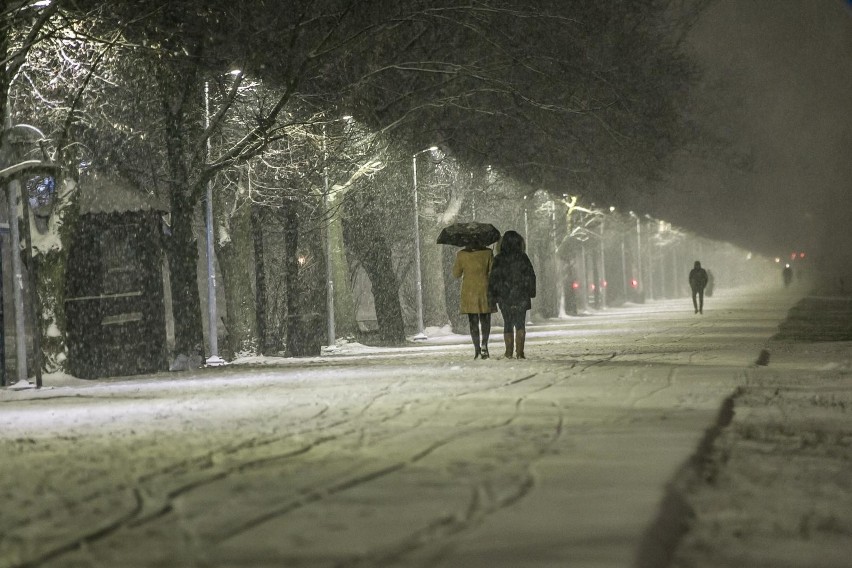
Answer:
[452,244,497,359]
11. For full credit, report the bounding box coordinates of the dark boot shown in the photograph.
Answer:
[504,332,514,358]
[515,329,526,359]
[481,344,490,359]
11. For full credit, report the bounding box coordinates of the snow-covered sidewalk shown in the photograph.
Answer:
[666,295,852,568]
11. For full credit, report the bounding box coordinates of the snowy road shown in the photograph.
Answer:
[0,287,802,568]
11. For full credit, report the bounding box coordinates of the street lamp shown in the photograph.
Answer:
[322,115,352,349]
[411,145,437,340]
[1,121,59,388]
[201,72,240,366]
[202,80,223,366]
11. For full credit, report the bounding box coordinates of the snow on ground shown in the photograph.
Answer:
[0,286,849,567]
[666,296,852,568]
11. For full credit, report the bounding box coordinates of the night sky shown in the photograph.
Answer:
[655,0,852,272]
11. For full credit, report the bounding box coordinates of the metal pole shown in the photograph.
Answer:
[411,152,426,340]
[523,195,533,324]
[3,109,27,383]
[599,216,606,309]
[635,216,643,299]
[647,221,655,300]
[0,228,4,386]
[620,239,628,301]
[323,124,335,347]
[204,81,224,366]
[551,201,561,315]
[20,190,41,387]
[580,242,589,311]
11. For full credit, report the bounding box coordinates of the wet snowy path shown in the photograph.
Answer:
[0,287,802,568]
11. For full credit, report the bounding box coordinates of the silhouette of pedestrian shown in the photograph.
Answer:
[782,264,793,287]
[689,260,709,314]
[488,231,537,359]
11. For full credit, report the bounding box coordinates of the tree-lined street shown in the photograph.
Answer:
[0,0,731,378]
[2,3,851,566]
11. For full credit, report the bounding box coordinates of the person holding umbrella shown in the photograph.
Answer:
[488,230,536,359]
[441,223,500,359]
[452,243,496,359]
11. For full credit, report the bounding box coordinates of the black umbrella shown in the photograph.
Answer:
[436,222,500,247]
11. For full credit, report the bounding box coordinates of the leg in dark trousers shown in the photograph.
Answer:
[468,314,482,359]
[691,288,699,313]
[697,289,704,314]
[480,313,491,359]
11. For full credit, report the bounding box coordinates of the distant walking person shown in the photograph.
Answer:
[453,244,497,359]
[689,260,709,314]
[782,264,793,287]
[488,230,537,359]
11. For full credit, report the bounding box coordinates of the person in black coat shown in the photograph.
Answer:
[688,260,709,314]
[488,230,537,359]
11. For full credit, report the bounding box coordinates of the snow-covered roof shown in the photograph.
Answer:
[79,172,168,214]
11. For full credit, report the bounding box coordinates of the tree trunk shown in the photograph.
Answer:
[28,172,80,376]
[281,202,305,356]
[165,190,204,359]
[159,68,204,362]
[421,222,448,327]
[216,198,258,358]
[342,194,405,344]
[328,210,357,337]
[442,246,466,334]
[251,204,270,354]
[34,242,69,373]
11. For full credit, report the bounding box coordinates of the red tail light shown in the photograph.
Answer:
[571,281,580,290]
[630,279,639,288]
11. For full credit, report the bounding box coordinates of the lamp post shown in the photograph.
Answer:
[597,209,608,309]
[411,146,437,340]
[203,80,224,366]
[1,119,59,388]
[629,211,642,301]
[644,215,656,300]
[523,195,533,323]
[322,116,352,349]
[550,199,561,315]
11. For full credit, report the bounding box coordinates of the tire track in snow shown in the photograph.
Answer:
[9,382,416,567]
[20,364,588,567]
[215,375,569,548]
[330,399,568,567]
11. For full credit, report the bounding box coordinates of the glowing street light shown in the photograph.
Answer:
[411,146,437,340]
